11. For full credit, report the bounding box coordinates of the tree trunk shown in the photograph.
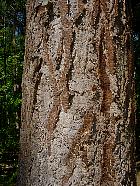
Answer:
[18,0,136,185]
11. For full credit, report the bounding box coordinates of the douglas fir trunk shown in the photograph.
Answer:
[18,0,136,185]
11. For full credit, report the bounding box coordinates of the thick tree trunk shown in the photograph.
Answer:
[18,0,136,185]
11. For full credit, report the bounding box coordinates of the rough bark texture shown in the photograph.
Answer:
[18,0,136,185]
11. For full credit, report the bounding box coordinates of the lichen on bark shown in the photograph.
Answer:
[18,0,136,185]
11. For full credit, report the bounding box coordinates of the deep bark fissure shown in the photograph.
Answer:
[62,109,95,184]
[98,27,112,114]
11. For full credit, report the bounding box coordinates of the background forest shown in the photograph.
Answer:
[0,0,140,185]
[0,0,25,184]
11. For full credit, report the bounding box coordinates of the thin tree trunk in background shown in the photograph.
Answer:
[18,0,136,185]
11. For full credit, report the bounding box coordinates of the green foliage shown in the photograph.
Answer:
[0,0,25,184]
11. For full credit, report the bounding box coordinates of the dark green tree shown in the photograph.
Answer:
[0,0,25,184]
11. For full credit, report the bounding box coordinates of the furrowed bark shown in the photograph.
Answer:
[18,0,136,185]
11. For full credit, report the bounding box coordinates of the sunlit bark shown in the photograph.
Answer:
[18,0,136,185]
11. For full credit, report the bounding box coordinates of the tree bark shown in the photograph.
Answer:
[18,0,136,185]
